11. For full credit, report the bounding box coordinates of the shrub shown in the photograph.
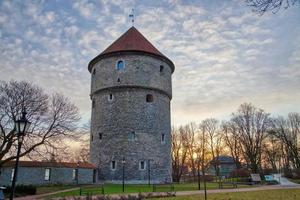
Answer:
[292,168,300,179]
[4,185,37,196]
[229,169,250,178]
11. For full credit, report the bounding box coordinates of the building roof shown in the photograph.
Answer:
[2,161,97,169]
[88,26,174,73]
[210,156,235,164]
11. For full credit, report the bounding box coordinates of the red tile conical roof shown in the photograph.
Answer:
[100,26,165,57]
[88,27,174,72]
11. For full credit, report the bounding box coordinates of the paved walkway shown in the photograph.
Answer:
[14,184,300,200]
[14,187,80,200]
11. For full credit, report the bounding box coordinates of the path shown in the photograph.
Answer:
[14,184,300,200]
[14,187,80,200]
[272,174,298,186]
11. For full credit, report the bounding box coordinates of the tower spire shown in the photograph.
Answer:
[129,9,134,27]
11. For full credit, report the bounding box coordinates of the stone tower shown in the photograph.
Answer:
[88,27,174,183]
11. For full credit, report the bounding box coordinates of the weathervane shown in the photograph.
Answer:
[129,9,135,27]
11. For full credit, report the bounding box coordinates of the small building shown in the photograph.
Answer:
[208,156,236,178]
[0,161,97,186]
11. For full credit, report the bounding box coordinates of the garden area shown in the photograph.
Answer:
[42,182,253,199]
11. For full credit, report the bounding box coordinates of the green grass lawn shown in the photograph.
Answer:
[152,189,300,200]
[44,182,252,199]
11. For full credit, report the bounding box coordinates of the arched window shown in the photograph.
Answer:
[161,134,165,143]
[116,60,124,70]
[160,65,164,72]
[139,161,146,170]
[128,131,136,141]
[111,161,116,170]
[146,94,153,103]
[108,93,114,101]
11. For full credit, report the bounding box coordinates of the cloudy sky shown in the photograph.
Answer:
[0,0,299,126]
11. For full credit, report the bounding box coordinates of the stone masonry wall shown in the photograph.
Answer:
[90,54,172,183]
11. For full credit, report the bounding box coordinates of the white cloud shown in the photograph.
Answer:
[0,0,299,127]
[73,0,94,18]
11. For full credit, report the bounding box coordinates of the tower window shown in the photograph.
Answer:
[146,94,153,102]
[93,68,96,75]
[116,60,125,70]
[117,78,121,83]
[128,132,136,141]
[91,134,93,141]
[139,161,146,170]
[161,134,165,143]
[111,161,116,170]
[108,93,114,101]
[92,100,95,108]
[160,65,164,72]
[99,132,103,140]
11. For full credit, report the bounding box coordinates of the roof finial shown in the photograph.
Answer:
[129,9,135,27]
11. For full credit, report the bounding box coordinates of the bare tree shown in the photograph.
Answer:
[202,118,223,178]
[184,123,198,180]
[246,0,299,15]
[262,134,282,171]
[271,113,300,169]
[0,80,80,166]
[222,121,242,169]
[231,103,271,173]
[171,126,188,182]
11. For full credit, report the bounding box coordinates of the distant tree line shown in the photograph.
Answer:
[172,103,300,182]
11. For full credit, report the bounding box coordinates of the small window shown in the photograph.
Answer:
[92,100,95,108]
[116,60,125,70]
[99,132,103,140]
[72,169,77,180]
[108,93,114,101]
[146,94,153,102]
[45,168,51,181]
[160,65,164,72]
[161,134,165,143]
[139,161,146,170]
[93,68,96,75]
[117,78,121,83]
[128,132,136,141]
[91,134,93,141]
[11,168,15,181]
[111,161,116,170]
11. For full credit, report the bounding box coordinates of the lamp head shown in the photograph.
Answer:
[15,110,31,136]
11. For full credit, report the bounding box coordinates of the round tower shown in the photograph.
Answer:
[88,27,174,183]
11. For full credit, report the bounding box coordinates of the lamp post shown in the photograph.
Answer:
[148,159,151,186]
[10,110,31,200]
[77,161,80,185]
[197,160,201,190]
[122,157,125,192]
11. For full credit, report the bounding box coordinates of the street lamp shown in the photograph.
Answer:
[122,157,126,192]
[10,110,31,200]
[77,161,80,185]
[197,160,201,190]
[148,159,151,186]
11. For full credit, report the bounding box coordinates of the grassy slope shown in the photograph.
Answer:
[44,182,252,199]
[153,189,300,200]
